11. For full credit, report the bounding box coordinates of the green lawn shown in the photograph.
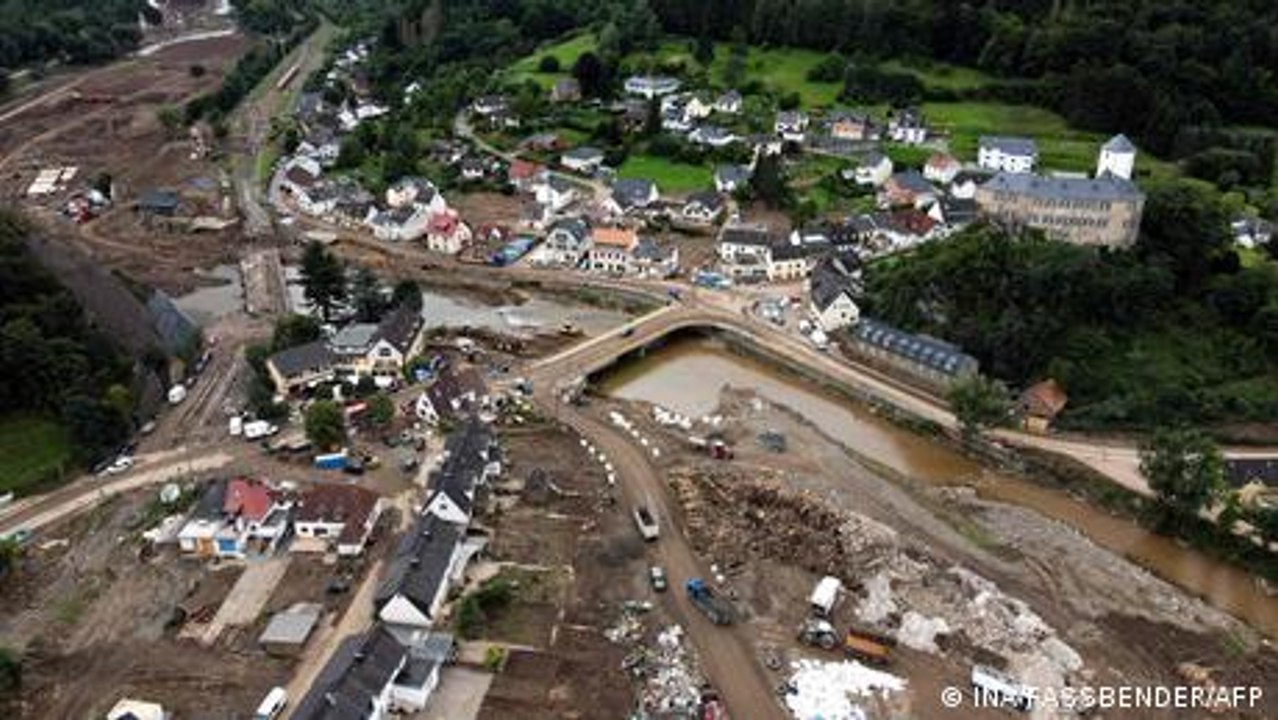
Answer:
[923,101,1106,174]
[879,59,994,92]
[617,154,713,193]
[0,415,75,495]
[506,32,598,89]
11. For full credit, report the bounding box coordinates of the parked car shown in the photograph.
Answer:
[105,455,134,475]
[253,686,288,720]
[649,565,668,592]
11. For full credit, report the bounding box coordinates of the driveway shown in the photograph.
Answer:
[409,666,493,720]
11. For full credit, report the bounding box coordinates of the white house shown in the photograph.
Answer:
[923,153,961,184]
[376,514,467,633]
[767,242,813,282]
[587,227,640,274]
[540,218,591,267]
[689,125,739,148]
[810,279,860,331]
[682,191,726,225]
[718,224,777,265]
[369,205,431,242]
[624,75,681,98]
[714,164,751,193]
[1097,133,1136,180]
[387,176,447,214]
[292,483,384,556]
[888,108,928,145]
[609,178,659,214]
[715,90,743,114]
[560,146,605,174]
[534,175,578,212]
[631,237,679,279]
[849,152,893,186]
[292,626,408,719]
[775,110,809,142]
[978,136,1038,174]
[684,94,714,120]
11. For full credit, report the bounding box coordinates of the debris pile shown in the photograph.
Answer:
[783,658,906,720]
[608,605,706,715]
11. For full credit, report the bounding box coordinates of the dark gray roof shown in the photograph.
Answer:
[939,197,978,224]
[769,241,818,261]
[375,513,465,618]
[137,188,180,212]
[1102,134,1135,153]
[981,172,1144,202]
[890,170,934,194]
[811,271,857,312]
[375,305,424,353]
[564,146,604,161]
[146,290,199,355]
[715,164,751,185]
[260,603,322,646]
[1224,458,1278,489]
[633,237,673,261]
[292,626,406,720]
[853,318,978,376]
[191,479,228,521]
[428,419,495,517]
[612,178,656,208]
[685,191,725,213]
[549,217,589,241]
[979,136,1038,157]
[860,151,887,167]
[719,225,778,247]
[268,339,336,379]
[425,367,488,421]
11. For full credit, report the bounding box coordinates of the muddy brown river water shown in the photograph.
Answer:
[600,336,1278,638]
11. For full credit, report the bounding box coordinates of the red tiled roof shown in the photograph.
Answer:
[224,478,275,522]
[509,160,543,180]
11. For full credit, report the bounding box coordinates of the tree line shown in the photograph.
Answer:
[0,212,132,463]
[0,0,147,70]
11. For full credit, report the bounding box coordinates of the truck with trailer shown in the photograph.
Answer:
[632,505,659,541]
[797,618,892,666]
[685,578,736,625]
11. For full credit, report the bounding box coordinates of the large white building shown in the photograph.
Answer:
[1096,134,1136,180]
[978,136,1038,174]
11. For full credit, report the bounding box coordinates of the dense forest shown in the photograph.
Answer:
[0,213,133,464]
[0,0,149,68]
[865,181,1278,431]
[650,0,1278,186]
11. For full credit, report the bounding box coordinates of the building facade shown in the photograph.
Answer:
[975,172,1145,248]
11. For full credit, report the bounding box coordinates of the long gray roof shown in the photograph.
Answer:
[375,513,465,618]
[268,339,335,379]
[292,626,406,720]
[981,172,1144,202]
[427,419,495,518]
[979,135,1038,156]
[853,318,978,376]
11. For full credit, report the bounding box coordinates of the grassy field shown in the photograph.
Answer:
[505,32,597,89]
[879,59,994,92]
[0,415,75,495]
[617,153,713,193]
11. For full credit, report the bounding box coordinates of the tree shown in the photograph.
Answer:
[350,266,386,322]
[157,106,182,138]
[1137,181,1231,293]
[305,400,346,451]
[367,392,395,427]
[392,279,423,312]
[572,52,607,99]
[643,99,661,137]
[947,375,1011,437]
[271,314,322,351]
[749,153,791,209]
[300,241,347,321]
[537,55,560,73]
[694,32,715,65]
[1139,427,1224,519]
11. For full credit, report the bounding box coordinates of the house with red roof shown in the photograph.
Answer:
[425,210,473,255]
[178,478,292,559]
[507,160,546,191]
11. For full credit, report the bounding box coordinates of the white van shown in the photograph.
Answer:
[254,687,288,720]
[228,416,244,437]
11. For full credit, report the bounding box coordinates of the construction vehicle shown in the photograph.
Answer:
[632,505,659,541]
[686,578,736,625]
[797,619,892,666]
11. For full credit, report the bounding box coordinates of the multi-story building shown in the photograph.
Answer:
[974,172,1145,248]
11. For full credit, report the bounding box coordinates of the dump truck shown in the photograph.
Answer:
[632,505,659,541]
[797,619,892,666]
[686,578,736,625]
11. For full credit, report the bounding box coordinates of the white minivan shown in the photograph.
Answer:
[254,687,288,720]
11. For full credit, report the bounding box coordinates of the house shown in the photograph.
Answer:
[887,107,927,144]
[551,77,582,103]
[587,226,640,274]
[291,626,409,720]
[624,75,681,98]
[281,157,322,197]
[767,241,816,282]
[266,340,336,393]
[424,210,472,255]
[876,208,940,248]
[325,305,426,382]
[369,204,431,242]
[1019,379,1068,434]
[107,699,168,720]
[534,175,578,212]
[375,513,469,634]
[974,172,1145,248]
[177,478,289,559]
[610,178,659,214]
[848,152,893,187]
[415,367,489,425]
[539,217,591,267]
[460,157,487,181]
[391,632,456,712]
[1232,217,1274,249]
[689,124,738,148]
[631,237,679,279]
[714,164,751,193]
[561,146,605,173]
[715,89,743,114]
[748,134,784,157]
[828,111,876,141]
[849,318,979,388]
[684,94,715,119]
[472,95,508,116]
[422,420,499,525]
[682,191,726,225]
[292,483,384,556]
[1225,458,1278,511]
[923,153,961,184]
[809,265,861,332]
[508,160,546,191]
[661,104,693,133]
[522,132,564,153]
[928,196,979,227]
[881,170,937,208]
[948,170,986,200]
[978,136,1038,174]
[718,224,778,264]
[386,177,446,213]
[136,188,181,217]
[1096,133,1136,180]
[775,110,809,142]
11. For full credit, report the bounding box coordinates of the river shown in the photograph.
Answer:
[600,335,1278,638]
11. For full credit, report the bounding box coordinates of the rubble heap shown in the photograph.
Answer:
[607,605,706,715]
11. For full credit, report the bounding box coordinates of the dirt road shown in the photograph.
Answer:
[532,389,788,720]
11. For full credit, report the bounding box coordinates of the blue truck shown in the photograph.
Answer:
[313,450,348,471]
[686,578,736,625]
